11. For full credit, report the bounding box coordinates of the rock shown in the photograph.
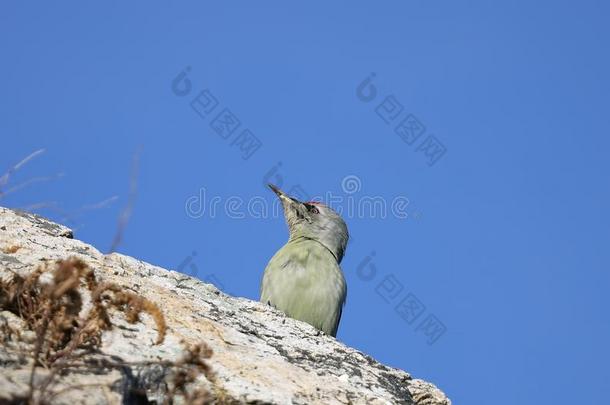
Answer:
[0,206,451,404]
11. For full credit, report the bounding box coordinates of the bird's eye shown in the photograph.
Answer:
[305,203,319,214]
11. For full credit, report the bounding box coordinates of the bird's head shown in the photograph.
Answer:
[268,184,349,263]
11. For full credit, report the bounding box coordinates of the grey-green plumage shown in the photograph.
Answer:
[260,184,349,337]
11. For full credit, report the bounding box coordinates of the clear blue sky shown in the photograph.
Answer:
[2,2,609,404]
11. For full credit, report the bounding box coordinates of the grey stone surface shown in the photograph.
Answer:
[0,206,451,405]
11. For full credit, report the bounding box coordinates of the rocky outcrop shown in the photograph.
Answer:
[0,207,450,404]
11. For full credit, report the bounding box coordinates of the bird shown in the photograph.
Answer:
[260,184,349,337]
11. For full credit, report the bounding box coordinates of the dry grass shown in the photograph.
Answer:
[0,258,216,404]
[1,149,219,403]
[165,341,215,405]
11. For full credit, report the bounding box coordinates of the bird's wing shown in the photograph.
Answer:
[260,239,346,336]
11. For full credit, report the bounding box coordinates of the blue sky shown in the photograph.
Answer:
[2,1,609,404]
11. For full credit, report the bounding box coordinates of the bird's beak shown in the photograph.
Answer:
[268,183,283,197]
[268,184,310,224]
[268,184,300,204]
